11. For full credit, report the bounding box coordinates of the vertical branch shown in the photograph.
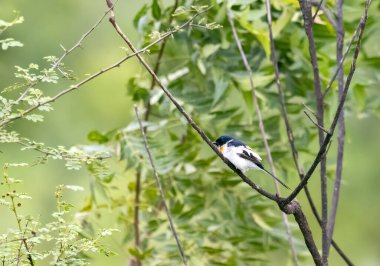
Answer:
[284,0,371,206]
[135,107,188,266]
[265,0,352,264]
[327,0,345,258]
[298,0,328,263]
[227,7,299,265]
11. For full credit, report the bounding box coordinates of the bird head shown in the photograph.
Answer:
[213,135,234,153]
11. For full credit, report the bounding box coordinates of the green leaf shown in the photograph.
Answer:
[152,0,161,20]
[25,114,43,122]
[0,38,23,50]
[133,4,149,28]
[88,130,109,144]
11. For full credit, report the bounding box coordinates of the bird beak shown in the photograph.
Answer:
[212,141,217,145]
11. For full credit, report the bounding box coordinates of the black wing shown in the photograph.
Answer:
[238,150,290,190]
[238,149,263,169]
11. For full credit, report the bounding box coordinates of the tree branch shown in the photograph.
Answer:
[312,0,324,22]
[297,1,328,262]
[50,0,119,71]
[135,106,188,266]
[227,6,299,265]
[322,23,360,98]
[280,201,322,265]
[311,1,337,29]
[282,0,371,206]
[326,0,345,259]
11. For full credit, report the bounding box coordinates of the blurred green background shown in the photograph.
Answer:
[1,0,380,265]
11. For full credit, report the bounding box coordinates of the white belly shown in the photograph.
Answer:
[223,146,262,172]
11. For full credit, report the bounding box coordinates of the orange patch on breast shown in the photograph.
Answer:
[219,145,225,153]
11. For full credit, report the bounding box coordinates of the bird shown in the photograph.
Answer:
[213,135,290,189]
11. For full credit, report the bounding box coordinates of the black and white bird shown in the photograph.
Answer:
[213,135,290,189]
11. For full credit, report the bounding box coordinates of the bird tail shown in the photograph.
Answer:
[261,168,290,190]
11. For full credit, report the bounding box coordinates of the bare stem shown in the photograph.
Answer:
[228,5,299,265]
[327,0,345,259]
[50,0,119,71]
[312,0,324,22]
[134,106,187,266]
[298,0,328,263]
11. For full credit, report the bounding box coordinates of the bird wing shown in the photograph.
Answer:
[238,148,290,190]
[237,148,263,169]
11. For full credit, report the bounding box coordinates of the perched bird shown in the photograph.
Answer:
[213,135,290,189]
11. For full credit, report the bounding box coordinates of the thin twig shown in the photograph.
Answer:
[283,0,371,206]
[134,106,188,266]
[132,2,179,264]
[311,1,337,28]
[50,0,119,71]
[228,6,299,265]
[327,0,345,260]
[0,9,205,129]
[322,24,360,98]
[297,0,328,262]
[304,111,330,134]
[312,0,324,22]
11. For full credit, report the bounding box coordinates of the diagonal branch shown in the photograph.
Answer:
[227,6,299,266]
[135,106,188,266]
[311,1,337,29]
[312,0,324,22]
[282,0,371,206]
[322,23,360,98]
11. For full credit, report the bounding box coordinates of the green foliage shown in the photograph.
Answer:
[0,12,24,50]
[0,0,379,265]
[0,165,115,265]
